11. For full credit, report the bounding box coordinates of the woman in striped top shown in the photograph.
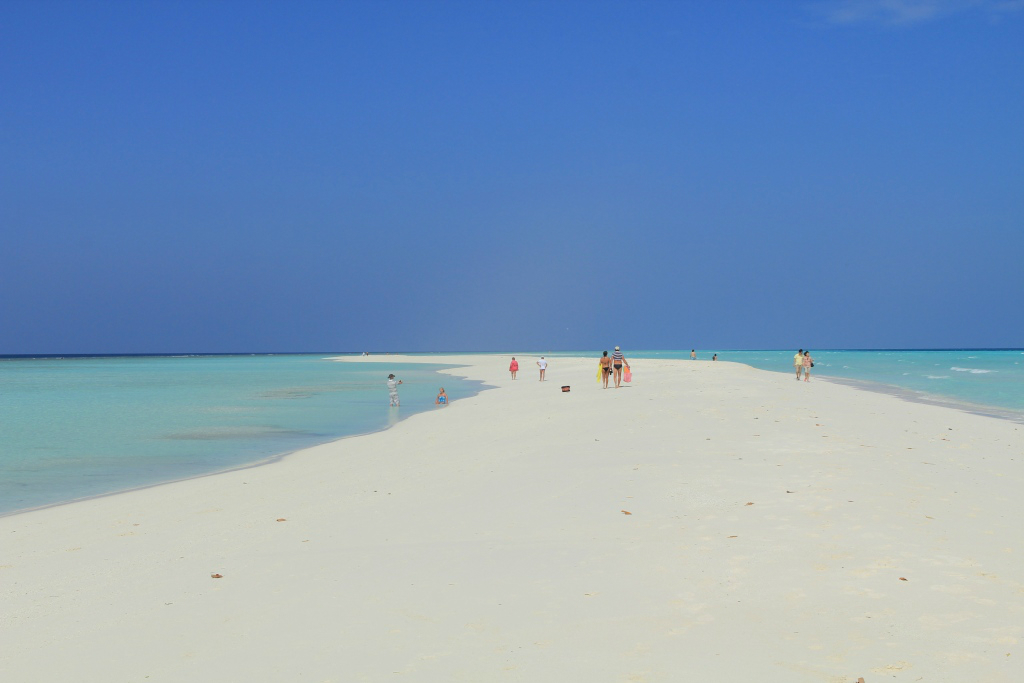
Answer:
[612,346,630,388]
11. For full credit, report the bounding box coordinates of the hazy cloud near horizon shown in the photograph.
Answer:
[813,0,1024,25]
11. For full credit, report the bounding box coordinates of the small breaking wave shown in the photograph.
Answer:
[951,367,994,374]
[926,375,950,379]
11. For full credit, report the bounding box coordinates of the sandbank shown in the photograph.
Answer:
[1,355,1022,682]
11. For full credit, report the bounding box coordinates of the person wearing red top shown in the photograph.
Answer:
[509,357,519,380]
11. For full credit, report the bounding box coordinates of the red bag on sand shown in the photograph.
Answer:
[623,368,632,383]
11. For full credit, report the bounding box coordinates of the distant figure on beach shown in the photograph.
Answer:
[537,356,547,381]
[599,351,612,389]
[803,351,813,382]
[386,373,402,406]
[612,346,630,388]
[435,387,448,405]
[794,349,804,380]
[690,349,696,360]
[509,357,519,380]
[712,354,717,361]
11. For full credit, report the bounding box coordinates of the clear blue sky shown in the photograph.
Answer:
[2,0,1021,353]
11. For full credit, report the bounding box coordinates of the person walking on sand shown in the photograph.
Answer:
[537,356,548,381]
[794,349,804,380]
[509,357,519,380]
[599,351,613,389]
[435,387,449,405]
[386,373,402,406]
[612,346,630,388]
[802,350,813,382]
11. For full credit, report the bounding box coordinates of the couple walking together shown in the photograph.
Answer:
[793,349,814,382]
[599,347,630,389]
[507,356,546,382]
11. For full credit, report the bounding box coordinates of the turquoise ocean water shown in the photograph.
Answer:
[0,355,485,516]
[630,349,1024,417]
[2,350,1021,517]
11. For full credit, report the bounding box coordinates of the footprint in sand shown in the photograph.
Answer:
[871,661,911,674]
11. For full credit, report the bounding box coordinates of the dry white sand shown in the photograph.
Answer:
[2,355,1022,683]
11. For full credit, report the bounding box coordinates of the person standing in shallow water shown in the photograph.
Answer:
[794,349,804,380]
[612,346,630,388]
[690,349,696,360]
[386,373,402,406]
[509,357,519,380]
[599,351,612,389]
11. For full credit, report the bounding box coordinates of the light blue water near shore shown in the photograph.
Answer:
[631,349,1024,417]
[0,355,484,516]
[4,350,1021,516]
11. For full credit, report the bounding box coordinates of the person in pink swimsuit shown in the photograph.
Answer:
[509,357,519,380]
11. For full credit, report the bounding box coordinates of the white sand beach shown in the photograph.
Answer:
[2,355,1022,682]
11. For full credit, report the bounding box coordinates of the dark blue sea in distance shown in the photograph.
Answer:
[0,354,485,516]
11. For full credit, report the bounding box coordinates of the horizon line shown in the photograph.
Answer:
[2,347,1022,360]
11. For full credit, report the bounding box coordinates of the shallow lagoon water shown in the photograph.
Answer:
[0,355,484,515]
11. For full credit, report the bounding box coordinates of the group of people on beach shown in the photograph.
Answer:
[794,349,814,381]
[388,347,811,406]
[507,348,632,389]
